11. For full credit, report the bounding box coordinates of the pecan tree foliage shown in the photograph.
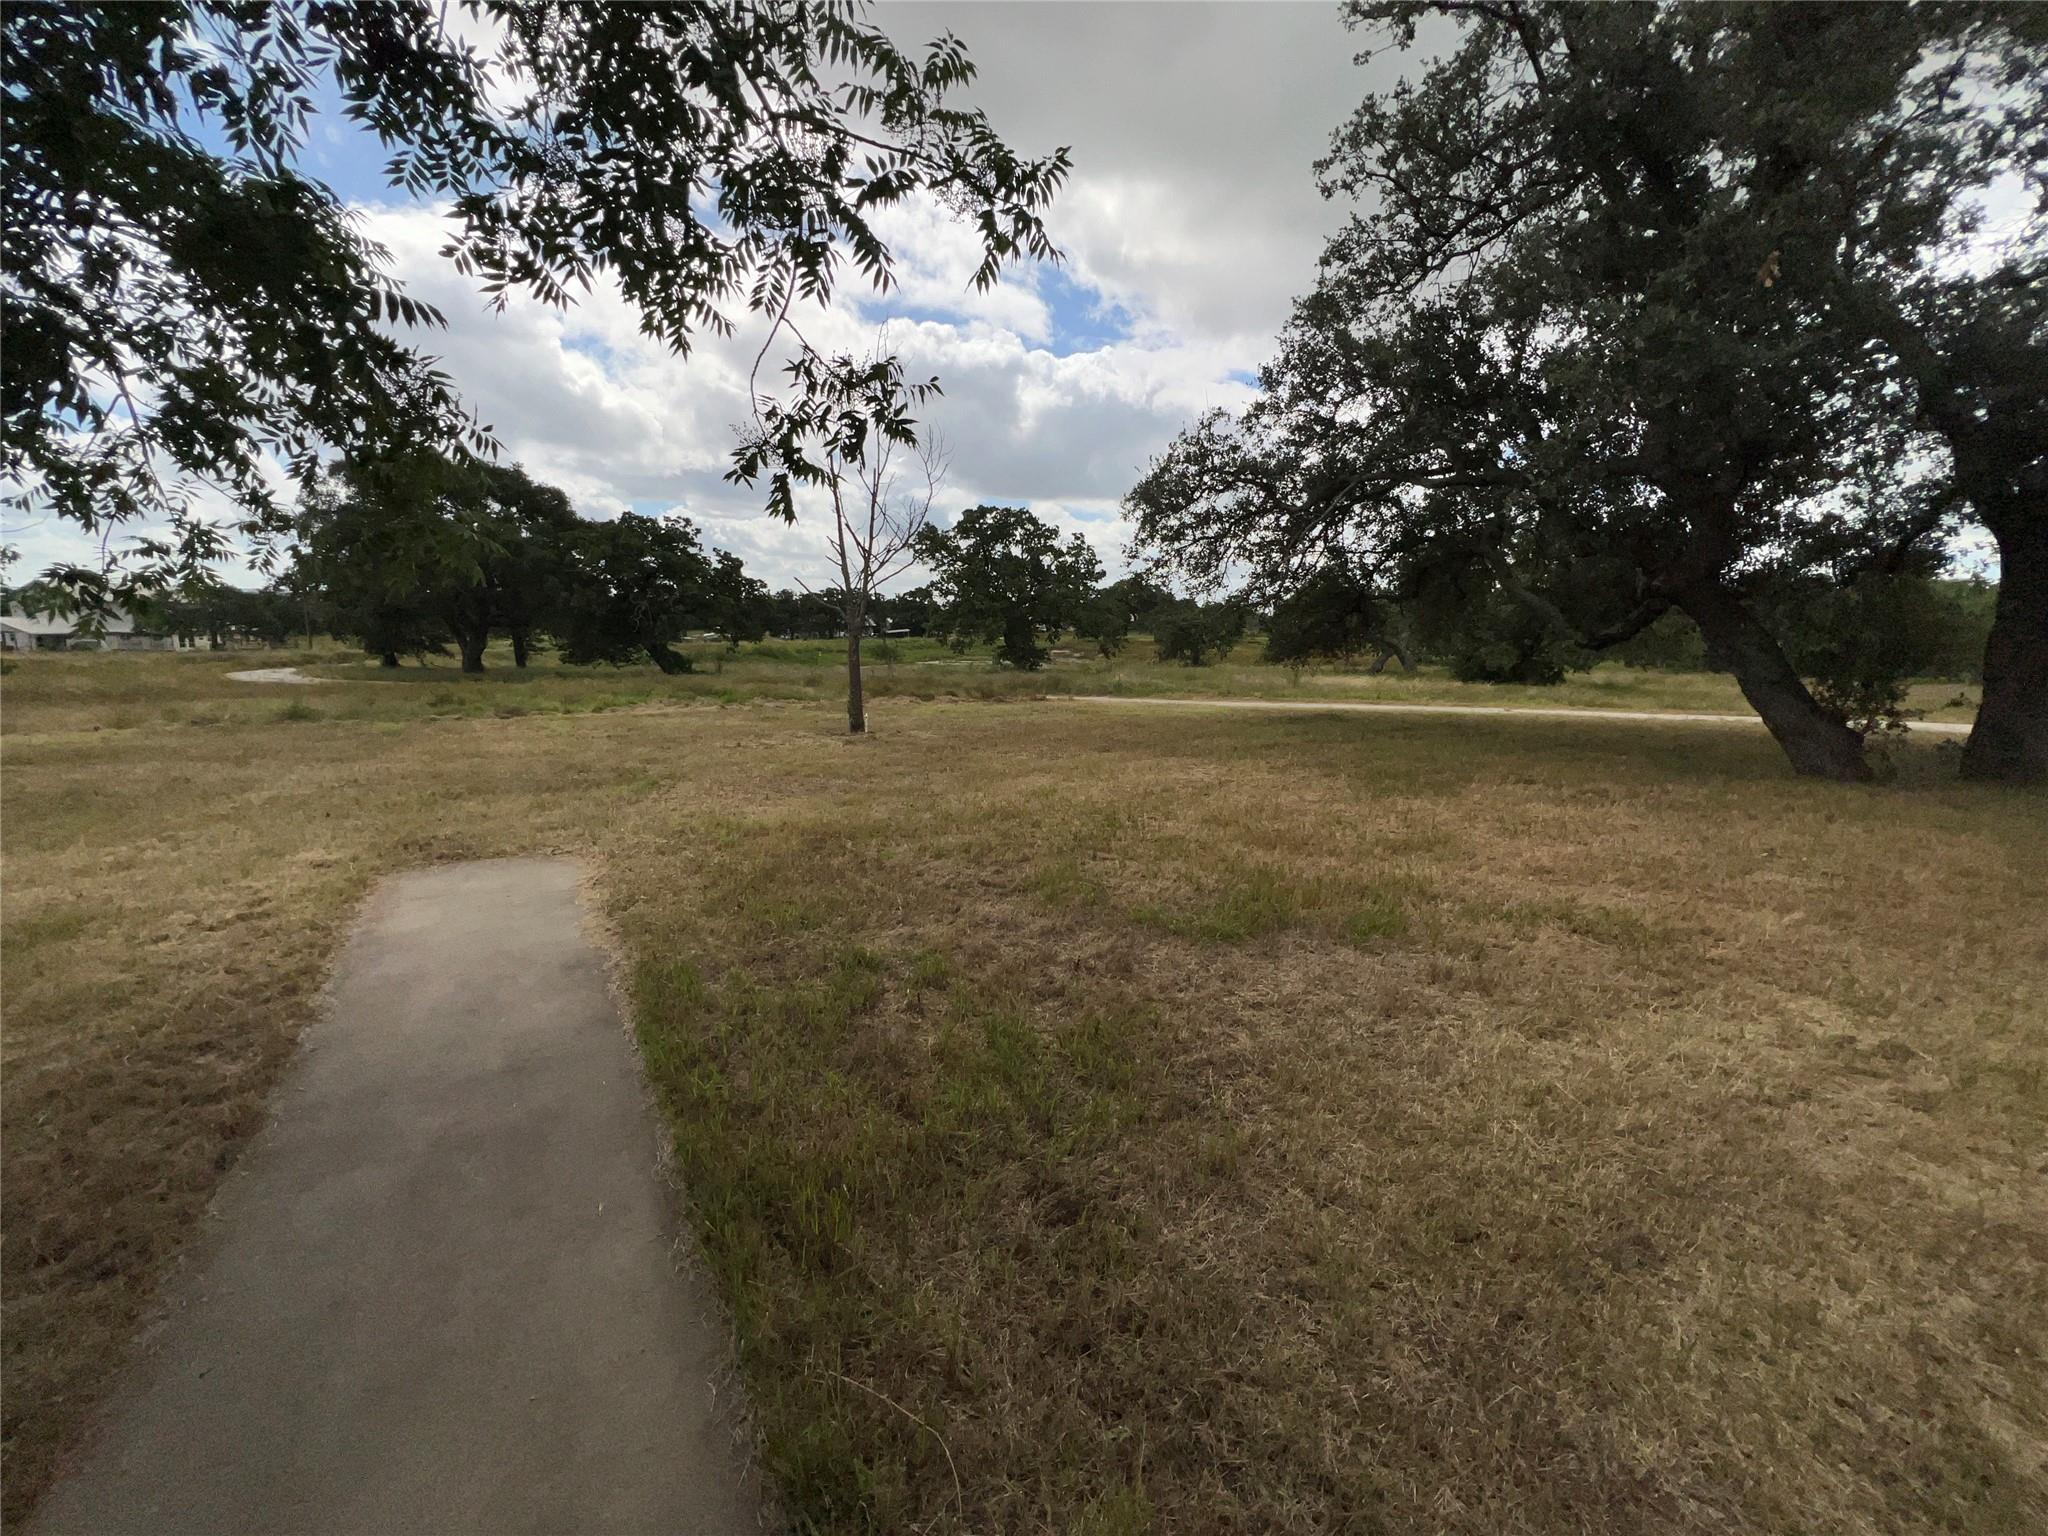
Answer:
[1128,1,2044,781]
[3,0,1068,600]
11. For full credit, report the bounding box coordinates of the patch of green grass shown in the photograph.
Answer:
[1075,1481,1155,1536]
[631,944,1176,1529]
[1134,865,1301,943]
[1344,891,1413,943]
[1055,1004,1146,1096]
[906,949,951,990]
[1032,854,1107,907]
[1131,863,1429,948]
[1,908,93,948]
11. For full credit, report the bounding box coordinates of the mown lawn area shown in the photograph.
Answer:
[1,650,2039,1532]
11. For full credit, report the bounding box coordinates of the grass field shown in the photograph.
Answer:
[4,635,1979,734]
[2,648,2040,1532]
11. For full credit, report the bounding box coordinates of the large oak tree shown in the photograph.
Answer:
[1130,1,2043,781]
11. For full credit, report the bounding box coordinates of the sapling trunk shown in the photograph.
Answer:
[846,597,867,734]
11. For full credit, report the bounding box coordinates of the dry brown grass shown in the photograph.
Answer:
[2,654,2042,1533]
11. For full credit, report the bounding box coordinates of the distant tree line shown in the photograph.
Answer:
[106,472,1995,712]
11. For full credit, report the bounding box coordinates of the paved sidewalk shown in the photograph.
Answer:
[223,667,325,684]
[34,858,760,1536]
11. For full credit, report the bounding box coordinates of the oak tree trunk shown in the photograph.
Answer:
[1962,510,2048,785]
[457,628,487,674]
[511,630,531,669]
[1677,581,1871,782]
[379,650,400,668]
[1367,636,1415,674]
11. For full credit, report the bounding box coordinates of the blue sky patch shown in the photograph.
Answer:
[561,332,618,368]
[1037,267,1136,357]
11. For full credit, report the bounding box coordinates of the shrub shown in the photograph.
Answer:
[1442,596,1583,685]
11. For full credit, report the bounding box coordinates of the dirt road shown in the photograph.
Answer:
[1070,693,1973,735]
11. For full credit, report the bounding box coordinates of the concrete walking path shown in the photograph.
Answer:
[223,666,326,684]
[1068,693,1974,735]
[33,858,759,1536]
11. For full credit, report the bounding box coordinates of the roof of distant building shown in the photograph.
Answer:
[1,606,144,636]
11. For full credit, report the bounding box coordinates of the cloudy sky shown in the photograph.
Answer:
[13,1,1413,591]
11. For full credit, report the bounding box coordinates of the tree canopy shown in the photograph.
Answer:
[552,512,713,675]
[1129,1,2045,780]
[294,452,580,669]
[1151,599,1246,669]
[916,504,1102,669]
[703,551,774,653]
[290,453,732,674]
[4,0,1067,601]
[1072,574,1174,659]
[1263,560,1413,674]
